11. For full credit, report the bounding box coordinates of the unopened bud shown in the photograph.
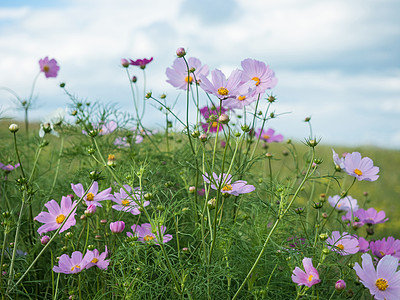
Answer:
[199,133,207,142]
[145,92,152,99]
[188,186,196,193]
[131,76,137,83]
[40,235,50,245]
[176,47,186,57]
[319,233,328,241]
[207,198,216,209]
[335,279,346,291]
[267,95,276,103]
[218,114,229,124]
[121,58,130,68]
[9,124,19,133]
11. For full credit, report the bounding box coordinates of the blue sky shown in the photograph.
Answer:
[0,0,399,148]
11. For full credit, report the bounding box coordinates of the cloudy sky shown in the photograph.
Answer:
[0,0,399,148]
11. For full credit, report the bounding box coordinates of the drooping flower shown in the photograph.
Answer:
[0,162,20,172]
[328,195,359,212]
[203,172,255,196]
[129,57,153,69]
[199,69,243,100]
[112,185,149,215]
[200,106,227,133]
[127,223,172,245]
[53,251,94,274]
[85,246,109,270]
[343,152,379,181]
[255,128,284,143]
[110,221,125,233]
[325,231,359,255]
[240,58,277,95]
[369,237,400,259]
[34,196,77,235]
[332,149,346,170]
[291,257,321,287]
[71,181,113,208]
[39,57,60,78]
[354,253,400,299]
[166,57,209,90]
[357,208,388,225]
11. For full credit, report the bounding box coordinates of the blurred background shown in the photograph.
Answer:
[0,0,399,148]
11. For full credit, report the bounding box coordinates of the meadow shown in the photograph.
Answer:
[0,51,400,299]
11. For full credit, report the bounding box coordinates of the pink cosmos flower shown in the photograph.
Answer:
[114,135,143,148]
[71,181,113,208]
[199,69,243,100]
[342,209,364,228]
[82,121,117,136]
[291,257,321,287]
[354,253,400,300]
[129,57,153,69]
[332,149,346,170]
[127,223,172,245]
[369,237,400,258]
[166,57,209,90]
[223,81,258,109]
[110,221,125,233]
[0,162,20,172]
[356,208,388,225]
[326,231,359,255]
[39,57,60,78]
[85,246,109,270]
[343,152,379,181]
[203,172,255,196]
[34,196,77,235]
[328,195,359,212]
[240,58,277,95]
[200,106,227,133]
[357,237,370,253]
[112,185,149,215]
[53,251,94,274]
[255,128,284,143]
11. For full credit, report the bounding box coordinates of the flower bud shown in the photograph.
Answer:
[241,124,250,132]
[110,221,125,233]
[199,133,207,142]
[218,114,229,124]
[191,130,200,138]
[188,186,196,193]
[267,95,276,103]
[322,212,328,219]
[182,247,189,253]
[60,82,66,88]
[144,193,153,200]
[160,93,167,99]
[313,202,323,209]
[207,198,216,209]
[65,232,73,239]
[107,154,116,167]
[176,47,186,57]
[145,92,152,99]
[304,116,311,122]
[319,233,328,241]
[335,279,346,291]
[85,204,96,216]
[265,152,273,158]
[71,110,77,116]
[322,248,330,255]
[87,245,95,251]
[9,124,19,133]
[295,207,304,214]
[87,147,95,155]
[40,235,50,245]
[131,76,137,83]
[95,235,102,240]
[121,58,130,68]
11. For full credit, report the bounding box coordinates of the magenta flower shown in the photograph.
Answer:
[240,58,277,95]
[332,149,346,170]
[357,208,388,225]
[343,152,379,181]
[129,57,153,69]
[203,172,255,196]
[326,231,359,255]
[370,237,400,258]
[39,57,60,78]
[199,69,243,100]
[127,223,172,245]
[85,246,109,270]
[110,221,125,233]
[34,196,77,235]
[328,195,359,212]
[71,181,113,208]
[354,253,400,299]
[291,257,321,287]
[0,162,20,172]
[166,57,209,90]
[53,251,94,274]
[112,185,149,214]
[255,128,284,143]
[200,106,227,133]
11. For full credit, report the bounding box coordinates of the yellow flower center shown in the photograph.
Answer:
[212,122,218,128]
[91,258,99,264]
[86,193,94,201]
[238,95,246,101]
[354,168,363,176]
[70,265,81,271]
[222,184,232,191]
[122,199,130,206]
[379,251,385,256]
[252,76,260,86]
[56,214,66,224]
[308,274,313,282]
[43,65,50,72]
[108,154,115,160]
[337,203,342,208]
[262,134,270,140]
[217,87,229,96]
[337,244,344,250]
[144,235,155,242]
[185,76,193,83]
[375,278,389,291]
